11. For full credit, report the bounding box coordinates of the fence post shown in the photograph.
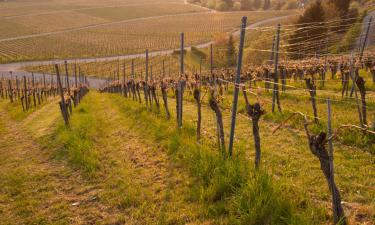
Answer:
[123,62,127,97]
[55,64,69,127]
[180,33,184,75]
[360,16,373,62]
[327,99,347,225]
[228,16,247,157]
[349,53,364,128]
[64,61,70,95]
[266,36,276,91]
[8,79,13,103]
[145,49,149,108]
[350,17,373,97]
[16,76,20,100]
[210,43,213,80]
[23,76,28,110]
[162,60,165,77]
[132,59,135,79]
[74,63,78,88]
[32,72,36,107]
[272,24,281,113]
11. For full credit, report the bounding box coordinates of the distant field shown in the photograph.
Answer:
[0,2,205,38]
[0,0,186,18]
[79,3,206,21]
[0,10,295,63]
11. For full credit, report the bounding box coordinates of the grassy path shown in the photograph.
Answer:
[86,93,206,224]
[0,100,118,224]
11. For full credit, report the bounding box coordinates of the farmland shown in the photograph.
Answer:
[0,0,374,225]
[0,9,294,63]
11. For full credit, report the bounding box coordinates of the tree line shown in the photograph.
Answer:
[288,0,361,59]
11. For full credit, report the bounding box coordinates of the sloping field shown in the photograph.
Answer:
[0,10,294,63]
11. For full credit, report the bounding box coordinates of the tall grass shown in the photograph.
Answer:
[53,95,101,176]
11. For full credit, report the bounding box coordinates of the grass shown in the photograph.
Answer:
[53,99,101,175]
[108,92,322,224]
[109,85,374,223]
[0,97,53,121]
[1,89,373,223]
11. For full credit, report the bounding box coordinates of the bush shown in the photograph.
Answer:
[215,1,229,11]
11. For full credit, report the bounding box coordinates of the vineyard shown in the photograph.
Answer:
[0,0,374,225]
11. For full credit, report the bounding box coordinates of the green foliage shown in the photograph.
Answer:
[288,0,326,59]
[329,0,350,16]
[191,46,207,61]
[228,173,305,225]
[227,34,236,67]
[330,20,362,53]
[330,10,366,53]
[340,129,375,153]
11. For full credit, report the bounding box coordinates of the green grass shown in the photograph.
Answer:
[105,85,374,223]
[1,89,373,223]
[52,94,102,176]
[108,93,320,224]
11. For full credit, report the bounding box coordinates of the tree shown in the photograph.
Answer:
[253,0,262,9]
[263,0,271,10]
[227,34,236,67]
[222,0,234,8]
[215,0,229,11]
[330,0,350,15]
[240,0,253,10]
[288,0,326,59]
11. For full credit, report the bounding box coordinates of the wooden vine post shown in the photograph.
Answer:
[161,80,170,120]
[209,89,225,157]
[74,63,78,88]
[306,78,319,123]
[144,49,149,108]
[356,77,367,125]
[302,100,346,225]
[177,33,184,128]
[193,85,201,142]
[16,77,20,99]
[228,16,247,157]
[64,61,70,96]
[272,24,281,113]
[8,79,13,103]
[31,73,36,107]
[123,62,128,98]
[55,64,70,127]
[210,43,213,80]
[23,76,28,110]
[242,87,264,169]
